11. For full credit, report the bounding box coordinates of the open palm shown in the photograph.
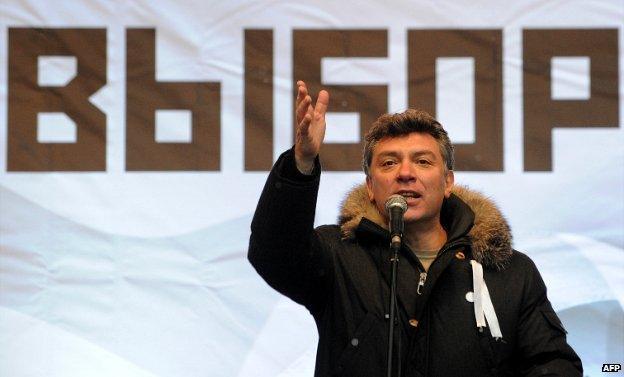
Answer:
[294,80,330,173]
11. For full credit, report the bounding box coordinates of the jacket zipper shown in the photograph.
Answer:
[417,272,427,295]
[415,240,470,296]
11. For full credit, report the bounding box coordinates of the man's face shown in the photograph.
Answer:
[365,132,454,225]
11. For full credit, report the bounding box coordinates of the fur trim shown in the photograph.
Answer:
[338,184,513,269]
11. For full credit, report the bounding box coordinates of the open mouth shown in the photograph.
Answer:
[397,190,422,200]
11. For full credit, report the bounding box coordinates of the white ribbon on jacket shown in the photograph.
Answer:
[470,260,503,339]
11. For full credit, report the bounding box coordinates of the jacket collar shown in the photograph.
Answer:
[338,184,513,270]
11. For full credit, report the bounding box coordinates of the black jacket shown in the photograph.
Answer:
[248,149,582,377]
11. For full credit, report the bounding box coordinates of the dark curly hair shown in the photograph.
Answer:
[362,109,454,176]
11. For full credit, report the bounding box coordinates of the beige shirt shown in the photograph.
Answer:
[413,250,439,271]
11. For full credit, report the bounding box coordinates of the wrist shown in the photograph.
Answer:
[294,145,317,175]
[295,157,315,175]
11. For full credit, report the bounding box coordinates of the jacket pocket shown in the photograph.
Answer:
[541,309,568,335]
[332,312,379,375]
[538,306,572,357]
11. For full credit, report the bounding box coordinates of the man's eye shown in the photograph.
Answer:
[417,159,431,165]
[381,160,396,167]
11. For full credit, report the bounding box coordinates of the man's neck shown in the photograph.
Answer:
[403,219,448,254]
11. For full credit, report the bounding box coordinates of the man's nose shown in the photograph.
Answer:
[396,162,416,182]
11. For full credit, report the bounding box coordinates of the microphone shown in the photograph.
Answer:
[384,194,407,376]
[385,194,407,248]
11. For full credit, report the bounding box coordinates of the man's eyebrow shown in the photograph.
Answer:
[376,151,401,158]
[412,150,437,159]
[376,150,437,158]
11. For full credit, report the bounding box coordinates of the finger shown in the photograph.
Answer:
[299,104,313,133]
[296,95,311,124]
[297,94,311,113]
[295,81,308,104]
[298,113,312,137]
[296,80,307,92]
[313,90,330,119]
[306,101,314,121]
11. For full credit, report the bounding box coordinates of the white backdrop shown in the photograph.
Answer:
[1,1,623,376]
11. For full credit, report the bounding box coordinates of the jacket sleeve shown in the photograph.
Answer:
[515,257,583,376]
[247,148,333,314]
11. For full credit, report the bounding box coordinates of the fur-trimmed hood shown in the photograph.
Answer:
[338,184,513,269]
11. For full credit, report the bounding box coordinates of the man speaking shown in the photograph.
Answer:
[248,81,582,376]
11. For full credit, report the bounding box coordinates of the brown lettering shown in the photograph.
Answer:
[126,28,220,171]
[293,29,388,171]
[408,29,503,171]
[8,28,107,171]
[523,29,619,171]
[244,29,273,171]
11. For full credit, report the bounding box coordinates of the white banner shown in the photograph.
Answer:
[0,1,622,376]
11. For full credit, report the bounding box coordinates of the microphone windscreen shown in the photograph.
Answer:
[385,194,407,214]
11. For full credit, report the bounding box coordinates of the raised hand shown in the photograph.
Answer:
[294,80,329,174]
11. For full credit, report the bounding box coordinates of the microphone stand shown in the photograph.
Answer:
[386,235,401,377]
[384,195,407,377]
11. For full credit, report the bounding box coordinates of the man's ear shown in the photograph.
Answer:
[444,170,455,198]
[366,176,374,202]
